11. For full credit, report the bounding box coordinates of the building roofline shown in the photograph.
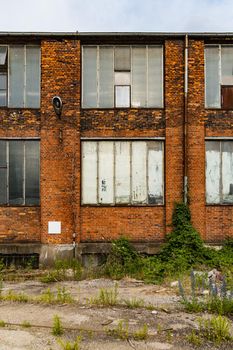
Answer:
[0,31,233,38]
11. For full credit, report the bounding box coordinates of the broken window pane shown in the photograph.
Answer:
[0,46,7,65]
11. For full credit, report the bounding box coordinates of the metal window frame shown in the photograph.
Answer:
[0,139,40,206]
[7,44,41,108]
[81,44,164,109]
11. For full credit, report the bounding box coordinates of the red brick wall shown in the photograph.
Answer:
[0,207,40,243]
[40,39,80,244]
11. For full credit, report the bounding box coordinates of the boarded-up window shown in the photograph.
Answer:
[206,141,233,204]
[0,140,40,205]
[82,140,164,205]
[205,45,233,109]
[82,45,163,108]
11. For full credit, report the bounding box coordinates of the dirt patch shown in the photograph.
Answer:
[0,278,232,349]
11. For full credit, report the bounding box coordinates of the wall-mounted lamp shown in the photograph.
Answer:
[52,96,63,118]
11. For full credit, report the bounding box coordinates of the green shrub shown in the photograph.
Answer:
[198,315,232,344]
[52,315,64,336]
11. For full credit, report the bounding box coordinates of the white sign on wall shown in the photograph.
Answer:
[48,221,61,234]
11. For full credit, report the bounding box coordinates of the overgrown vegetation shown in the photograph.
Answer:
[106,320,148,341]
[41,259,82,283]
[88,284,118,306]
[103,203,233,284]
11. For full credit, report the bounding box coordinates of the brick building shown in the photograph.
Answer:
[0,32,232,265]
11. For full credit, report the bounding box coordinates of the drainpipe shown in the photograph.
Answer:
[184,34,188,204]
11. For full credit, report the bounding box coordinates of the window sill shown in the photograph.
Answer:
[0,205,40,208]
[81,107,164,111]
[0,107,40,110]
[81,204,165,207]
[206,203,233,206]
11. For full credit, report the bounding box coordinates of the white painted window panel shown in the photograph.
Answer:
[82,142,98,204]
[206,142,221,204]
[148,47,163,108]
[98,142,114,204]
[114,46,131,71]
[132,47,147,108]
[205,47,220,108]
[115,142,130,203]
[82,47,97,108]
[148,142,163,204]
[222,142,233,203]
[99,47,114,108]
[132,142,147,203]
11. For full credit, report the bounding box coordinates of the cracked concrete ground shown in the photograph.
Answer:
[0,278,232,349]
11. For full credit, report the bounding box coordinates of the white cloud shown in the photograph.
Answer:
[1,0,233,32]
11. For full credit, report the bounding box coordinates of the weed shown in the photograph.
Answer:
[187,330,203,346]
[133,324,148,340]
[0,290,29,303]
[90,283,118,306]
[58,336,82,350]
[56,286,74,304]
[21,321,31,328]
[52,315,64,336]
[198,315,232,344]
[41,259,82,283]
[123,297,144,309]
[107,320,129,340]
[0,320,6,327]
[39,288,55,303]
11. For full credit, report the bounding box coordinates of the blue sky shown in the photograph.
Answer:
[1,0,233,32]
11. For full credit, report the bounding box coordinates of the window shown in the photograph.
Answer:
[205,45,233,109]
[0,140,40,205]
[0,45,40,108]
[82,45,163,108]
[206,141,233,204]
[82,140,164,205]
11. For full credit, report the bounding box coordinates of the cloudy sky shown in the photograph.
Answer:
[1,0,233,32]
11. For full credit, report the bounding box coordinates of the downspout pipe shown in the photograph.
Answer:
[184,34,188,204]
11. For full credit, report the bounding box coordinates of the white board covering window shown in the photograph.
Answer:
[82,45,163,108]
[206,141,233,204]
[82,140,164,205]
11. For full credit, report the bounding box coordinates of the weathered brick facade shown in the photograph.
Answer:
[0,32,232,263]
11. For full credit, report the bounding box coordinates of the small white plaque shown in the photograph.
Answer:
[48,221,61,234]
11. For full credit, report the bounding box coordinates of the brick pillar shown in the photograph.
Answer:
[187,40,206,238]
[40,39,80,247]
[165,40,185,233]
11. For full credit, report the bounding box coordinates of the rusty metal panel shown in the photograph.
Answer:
[132,141,147,203]
[148,142,163,204]
[206,141,221,203]
[115,141,130,204]
[222,141,233,203]
[82,141,97,204]
[221,85,233,109]
[98,141,114,204]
